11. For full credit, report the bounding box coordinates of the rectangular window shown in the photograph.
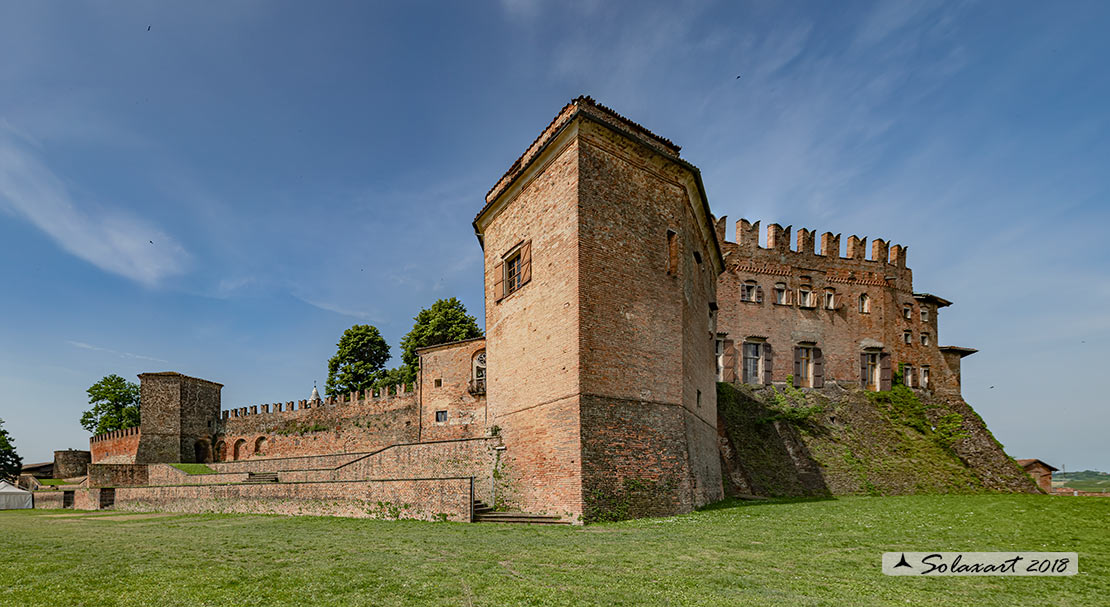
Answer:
[921,307,929,322]
[903,331,912,344]
[795,346,814,388]
[433,378,442,388]
[824,290,836,310]
[903,364,914,388]
[920,333,930,346]
[903,305,912,319]
[921,366,930,389]
[715,338,724,382]
[774,284,787,305]
[863,352,879,390]
[799,288,815,308]
[435,410,447,423]
[740,283,756,302]
[495,240,532,301]
[742,342,763,384]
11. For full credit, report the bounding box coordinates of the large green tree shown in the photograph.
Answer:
[0,418,21,482]
[80,374,141,435]
[326,324,391,396]
[391,298,483,384]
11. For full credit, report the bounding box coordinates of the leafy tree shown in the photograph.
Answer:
[325,324,391,396]
[0,418,21,482]
[80,374,141,435]
[373,366,415,390]
[397,297,483,378]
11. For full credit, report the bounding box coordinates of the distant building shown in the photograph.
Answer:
[1016,458,1058,493]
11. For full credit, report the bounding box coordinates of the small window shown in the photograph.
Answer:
[742,341,764,384]
[798,287,815,308]
[903,364,914,388]
[696,389,702,408]
[795,345,814,387]
[920,307,929,322]
[903,305,912,320]
[433,378,442,388]
[920,333,930,346]
[903,331,912,344]
[715,338,724,382]
[666,229,678,275]
[863,352,880,390]
[920,366,930,389]
[495,241,531,301]
[859,293,870,314]
[740,282,757,302]
[824,289,836,310]
[693,251,703,265]
[774,283,788,305]
[435,410,448,423]
[470,350,487,394]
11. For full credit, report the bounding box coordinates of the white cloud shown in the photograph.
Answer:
[67,340,169,363]
[0,134,190,286]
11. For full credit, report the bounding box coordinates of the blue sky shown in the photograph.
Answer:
[1,1,1107,471]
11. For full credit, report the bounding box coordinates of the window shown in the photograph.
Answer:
[470,350,486,394]
[920,333,930,346]
[903,331,912,344]
[903,364,914,388]
[774,283,788,305]
[862,352,879,390]
[859,293,870,314]
[921,307,929,322]
[742,341,764,384]
[433,378,442,388]
[494,241,531,301]
[666,229,678,275]
[798,287,815,308]
[715,338,724,382]
[903,304,912,319]
[824,289,836,310]
[693,251,703,265]
[920,366,930,390]
[740,282,757,302]
[795,345,814,387]
[435,410,448,423]
[696,389,702,408]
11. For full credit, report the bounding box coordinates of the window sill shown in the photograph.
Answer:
[798,304,817,310]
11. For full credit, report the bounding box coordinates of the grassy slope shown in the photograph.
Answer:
[0,495,1106,606]
[718,382,1034,498]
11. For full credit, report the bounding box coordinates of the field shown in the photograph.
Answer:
[1053,470,1110,493]
[1,494,1106,606]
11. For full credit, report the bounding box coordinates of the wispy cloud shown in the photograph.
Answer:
[292,295,382,322]
[0,133,191,286]
[67,340,169,364]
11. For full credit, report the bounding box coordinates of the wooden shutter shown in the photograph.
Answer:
[756,286,764,303]
[520,241,532,286]
[860,353,868,388]
[792,347,802,387]
[494,261,505,302]
[763,343,773,385]
[813,348,824,388]
[723,340,736,383]
[880,352,892,391]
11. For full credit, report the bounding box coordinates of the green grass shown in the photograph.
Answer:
[168,463,217,475]
[36,479,68,486]
[1054,470,1110,493]
[0,494,1106,606]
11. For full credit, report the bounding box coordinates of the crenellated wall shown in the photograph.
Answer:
[716,217,972,395]
[90,427,141,464]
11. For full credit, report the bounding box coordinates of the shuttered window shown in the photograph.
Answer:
[723,340,737,382]
[880,352,892,391]
[793,346,814,387]
[495,240,532,302]
[742,342,762,384]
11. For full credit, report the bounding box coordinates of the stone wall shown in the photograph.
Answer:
[32,491,65,509]
[90,427,140,464]
[88,464,149,487]
[53,449,91,478]
[112,478,474,521]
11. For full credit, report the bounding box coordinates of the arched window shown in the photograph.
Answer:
[254,436,268,456]
[859,293,871,314]
[215,441,227,462]
[470,350,486,395]
[233,439,247,461]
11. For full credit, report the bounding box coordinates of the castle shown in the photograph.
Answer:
[48,97,996,522]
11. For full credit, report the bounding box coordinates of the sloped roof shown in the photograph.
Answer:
[1016,458,1059,472]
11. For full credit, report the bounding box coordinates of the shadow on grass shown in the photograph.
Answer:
[698,494,837,514]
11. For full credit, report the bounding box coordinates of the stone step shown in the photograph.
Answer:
[473,512,570,525]
[244,472,279,484]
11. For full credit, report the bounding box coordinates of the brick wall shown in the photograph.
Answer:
[87,464,149,487]
[717,219,969,396]
[112,478,474,521]
[90,427,141,464]
[32,491,65,509]
[53,450,91,478]
[417,338,488,442]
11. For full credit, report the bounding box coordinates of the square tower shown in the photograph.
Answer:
[474,97,724,520]
[135,372,222,464]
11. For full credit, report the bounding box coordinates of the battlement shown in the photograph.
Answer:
[91,426,141,443]
[723,217,909,268]
[219,383,417,422]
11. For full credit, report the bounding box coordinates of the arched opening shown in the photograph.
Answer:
[469,350,486,394]
[215,441,227,462]
[254,436,268,457]
[233,439,247,461]
[194,439,212,464]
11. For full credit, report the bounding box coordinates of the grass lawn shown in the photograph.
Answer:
[35,479,68,486]
[168,463,217,475]
[0,494,1106,606]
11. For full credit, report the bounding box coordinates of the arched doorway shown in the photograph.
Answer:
[215,441,227,462]
[254,436,268,457]
[233,439,247,461]
[194,439,213,464]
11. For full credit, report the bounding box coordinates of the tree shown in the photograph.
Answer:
[395,297,483,381]
[80,374,141,435]
[325,324,391,396]
[0,419,21,482]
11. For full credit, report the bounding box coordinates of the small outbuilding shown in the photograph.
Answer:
[1016,458,1058,493]
[0,480,33,510]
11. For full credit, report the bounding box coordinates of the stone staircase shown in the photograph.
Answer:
[244,472,279,484]
[471,500,570,525]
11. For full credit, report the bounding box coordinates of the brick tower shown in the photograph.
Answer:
[474,97,724,520]
[134,372,222,464]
